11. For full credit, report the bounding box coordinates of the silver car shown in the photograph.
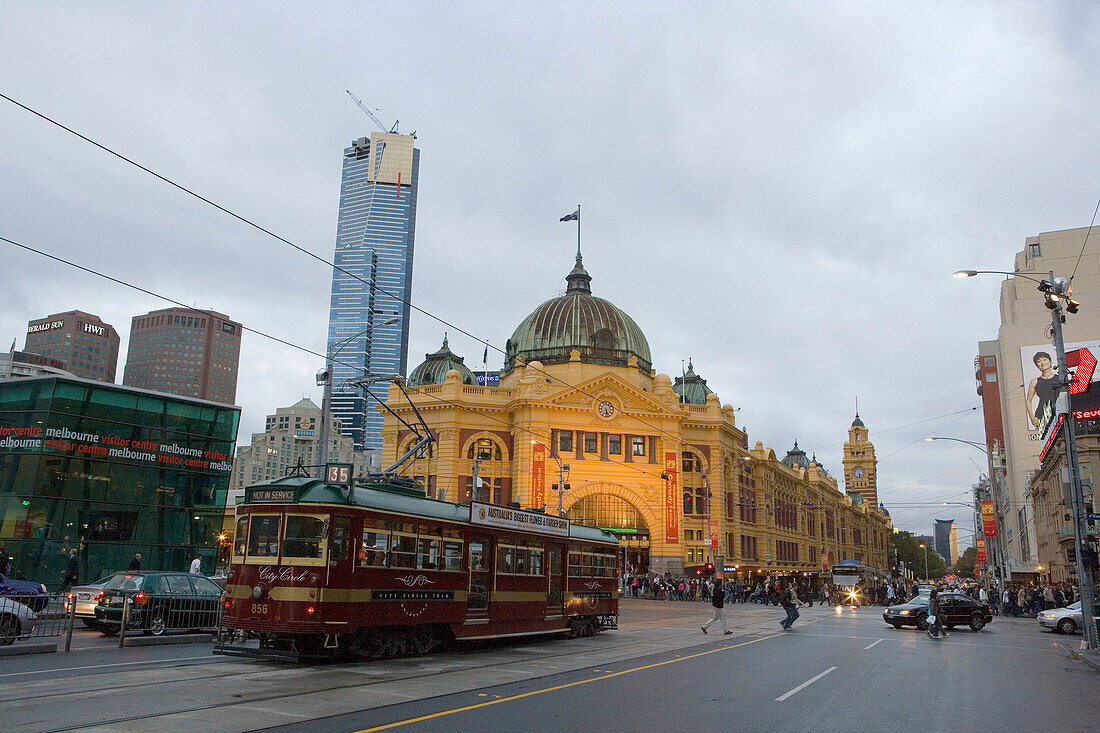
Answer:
[65,579,110,628]
[1037,601,1084,634]
[0,596,39,645]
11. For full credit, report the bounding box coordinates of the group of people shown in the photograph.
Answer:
[699,576,803,634]
[999,582,1079,617]
[625,573,826,607]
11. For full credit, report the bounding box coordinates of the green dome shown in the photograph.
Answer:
[408,336,477,386]
[504,254,652,374]
[781,440,811,469]
[673,359,714,405]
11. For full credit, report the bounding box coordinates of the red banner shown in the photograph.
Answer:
[821,551,828,571]
[981,500,997,537]
[976,537,987,563]
[664,451,679,544]
[709,520,719,550]
[531,443,547,510]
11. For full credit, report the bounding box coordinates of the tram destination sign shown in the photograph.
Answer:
[470,501,569,537]
[246,488,298,503]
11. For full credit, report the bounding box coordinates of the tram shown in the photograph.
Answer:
[214,473,620,661]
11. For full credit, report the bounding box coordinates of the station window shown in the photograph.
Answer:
[608,435,621,455]
[632,436,646,456]
[558,431,573,453]
[584,432,598,453]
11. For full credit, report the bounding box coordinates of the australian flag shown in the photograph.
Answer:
[560,209,579,222]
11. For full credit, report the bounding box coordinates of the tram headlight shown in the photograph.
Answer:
[252,585,264,600]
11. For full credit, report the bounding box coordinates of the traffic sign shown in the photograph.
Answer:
[1087,513,1100,521]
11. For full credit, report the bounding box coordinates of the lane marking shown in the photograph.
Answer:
[353,633,785,732]
[775,666,837,702]
[864,639,883,650]
[0,655,220,679]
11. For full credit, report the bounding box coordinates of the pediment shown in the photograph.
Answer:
[541,372,678,417]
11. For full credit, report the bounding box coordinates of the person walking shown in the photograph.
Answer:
[189,555,202,575]
[128,553,142,571]
[780,583,800,630]
[0,544,9,577]
[926,588,944,639]
[702,577,732,635]
[57,549,79,596]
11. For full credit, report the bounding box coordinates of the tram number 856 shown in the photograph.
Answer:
[251,603,269,614]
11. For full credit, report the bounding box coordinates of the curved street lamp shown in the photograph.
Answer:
[924,436,987,454]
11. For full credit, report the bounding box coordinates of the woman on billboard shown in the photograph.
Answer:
[1025,351,1058,429]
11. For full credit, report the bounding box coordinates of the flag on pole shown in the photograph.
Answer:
[559,209,579,222]
[482,344,488,364]
[8,338,14,354]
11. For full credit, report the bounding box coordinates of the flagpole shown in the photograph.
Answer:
[576,204,581,257]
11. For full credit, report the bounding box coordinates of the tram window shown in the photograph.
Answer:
[441,540,463,571]
[283,515,326,559]
[529,548,544,575]
[247,515,281,557]
[331,517,350,561]
[359,520,389,567]
[233,516,248,558]
[591,554,603,577]
[497,545,514,574]
[514,547,528,575]
[417,536,440,569]
[470,542,488,571]
[568,552,583,576]
[391,532,417,568]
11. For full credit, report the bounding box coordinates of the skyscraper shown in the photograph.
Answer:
[326,131,419,451]
[24,310,119,382]
[123,307,242,404]
[934,518,959,565]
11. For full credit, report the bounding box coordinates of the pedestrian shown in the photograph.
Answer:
[926,588,945,639]
[128,553,142,571]
[780,583,800,630]
[189,555,202,575]
[0,544,9,577]
[57,549,79,595]
[701,577,733,635]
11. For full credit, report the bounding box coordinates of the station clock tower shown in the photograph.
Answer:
[842,413,878,506]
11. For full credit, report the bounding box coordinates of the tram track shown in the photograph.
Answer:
[25,623,735,732]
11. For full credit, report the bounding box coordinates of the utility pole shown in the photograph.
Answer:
[1043,271,1099,650]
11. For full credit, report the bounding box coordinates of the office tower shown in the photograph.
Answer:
[123,307,242,404]
[934,518,959,565]
[326,131,419,451]
[23,310,119,382]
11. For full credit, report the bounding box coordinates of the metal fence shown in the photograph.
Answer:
[0,591,224,649]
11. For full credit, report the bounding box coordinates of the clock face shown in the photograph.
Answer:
[853,467,865,478]
[597,400,615,418]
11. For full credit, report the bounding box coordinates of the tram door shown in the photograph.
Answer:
[547,545,563,614]
[467,537,491,620]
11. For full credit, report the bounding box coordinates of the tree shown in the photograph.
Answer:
[890,531,948,580]
[955,546,978,577]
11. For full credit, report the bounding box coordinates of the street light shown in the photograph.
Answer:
[957,267,1097,650]
[925,436,987,453]
[318,319,400,466]
[919,542,929,581]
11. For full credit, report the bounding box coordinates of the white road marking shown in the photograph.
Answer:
[775,666,837,701]
[0,655,220,678]
[864,638,883,650]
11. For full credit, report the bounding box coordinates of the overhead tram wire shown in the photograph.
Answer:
[1070,197,1100,282]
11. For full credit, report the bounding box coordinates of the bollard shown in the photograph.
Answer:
[64,593,77,652]
[118,595,130,649]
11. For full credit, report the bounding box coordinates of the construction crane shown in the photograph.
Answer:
[346,89,398,133]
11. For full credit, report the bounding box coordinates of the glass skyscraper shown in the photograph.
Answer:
[327,132,419,451]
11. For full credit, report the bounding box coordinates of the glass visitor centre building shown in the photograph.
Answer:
[0,376,239,587]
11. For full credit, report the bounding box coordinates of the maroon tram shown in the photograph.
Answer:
[215,475,620,661]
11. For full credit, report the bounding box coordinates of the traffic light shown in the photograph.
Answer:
[1067,546,1077,564]
[891,566,899,578]
[704,562,715,575]
[1082,545,1099,570]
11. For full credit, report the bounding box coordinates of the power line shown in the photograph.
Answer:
[1070,197,1100,282]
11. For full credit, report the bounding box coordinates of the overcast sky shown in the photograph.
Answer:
[3,2,1098,540]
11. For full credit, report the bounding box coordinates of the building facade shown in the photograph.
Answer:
[976,227,1100,576]
[1031,430,1100,584]
[842,415,878,506]
[379,255,891,581]
[123,307,242,405]
[326,132,419,452]
[934,518,959,565]
[24,310,119,383]
[227,398,369,504]
[0,376,239,585]
[1,351,72,380]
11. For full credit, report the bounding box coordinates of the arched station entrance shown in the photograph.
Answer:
[566,490,651,573]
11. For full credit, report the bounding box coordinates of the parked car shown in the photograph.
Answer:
[1037,601,1084,634]
[94,571,225,636]
[883,591,993,631]
[0,574,49,612]
[0,596,39,645]
[64,578,110,628]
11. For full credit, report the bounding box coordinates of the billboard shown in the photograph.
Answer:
[663,451,679,544]
[1021,341,1100,440]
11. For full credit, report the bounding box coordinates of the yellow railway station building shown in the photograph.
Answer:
[380,253,891,580]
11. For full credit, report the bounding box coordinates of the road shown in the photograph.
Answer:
[1,598,1096,732]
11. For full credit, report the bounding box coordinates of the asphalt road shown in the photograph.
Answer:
[2,599,1096,732]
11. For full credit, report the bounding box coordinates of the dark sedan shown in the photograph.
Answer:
[0,574,49,612]
[883,592,993,632]
[94,571,225,636]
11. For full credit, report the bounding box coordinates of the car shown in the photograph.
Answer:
[94,571,225,636]
[1037,601,1084,634]
[0,596,39,645]
[883,592,993,632]
[0,574,49,612]
[64,578,110,628]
